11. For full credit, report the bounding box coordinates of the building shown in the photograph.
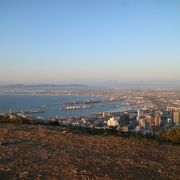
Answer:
[139,118,146,128]
[155,113,161,126]
[167,118,173,124]
[137,109,143,121]
[118,126,128,133]
[173,111,180,124]
[9,114,17,120]
[107,117,119,127]
[102,112,106,118]
[167,107,180,112]
[135,126,141,132]
[145,115,154,128]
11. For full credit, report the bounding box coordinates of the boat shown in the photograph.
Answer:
[64,105,93,110]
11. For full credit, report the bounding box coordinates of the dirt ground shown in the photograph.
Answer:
[0,123,179,180]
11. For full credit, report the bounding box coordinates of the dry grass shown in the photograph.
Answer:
[0,123,180,179]
[161,127,180,143]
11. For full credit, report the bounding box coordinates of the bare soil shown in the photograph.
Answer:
[0,123,179,180]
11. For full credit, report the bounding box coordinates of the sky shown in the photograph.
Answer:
[0,0,180,84]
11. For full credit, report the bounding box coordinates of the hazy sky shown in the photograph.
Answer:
[0,0,180,84]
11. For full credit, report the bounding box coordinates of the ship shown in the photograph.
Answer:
[64,105,93,110]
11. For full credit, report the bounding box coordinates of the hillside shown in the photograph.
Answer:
[0,124,179,179]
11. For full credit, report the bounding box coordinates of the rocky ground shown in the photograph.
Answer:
[0,123,179,180]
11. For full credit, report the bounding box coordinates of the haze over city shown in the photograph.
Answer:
[0,0,180,84]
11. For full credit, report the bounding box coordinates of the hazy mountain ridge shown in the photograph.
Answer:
[0,84,90,95]
[0,84,88,88]
[92,80,180,90]
[0,81,180,92]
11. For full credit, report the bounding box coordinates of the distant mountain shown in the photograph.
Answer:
[1,81,180,91]
[0,84,88,89]
[92,80,180,90]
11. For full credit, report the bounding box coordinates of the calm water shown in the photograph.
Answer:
[0,94,123,118]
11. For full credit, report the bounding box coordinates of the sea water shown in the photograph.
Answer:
[0,94,123,118]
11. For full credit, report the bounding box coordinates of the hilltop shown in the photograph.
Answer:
[0,123,179,179]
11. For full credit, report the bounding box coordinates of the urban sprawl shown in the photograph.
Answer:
[0,90,180,136]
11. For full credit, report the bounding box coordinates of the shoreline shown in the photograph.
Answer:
[0,94,127,118]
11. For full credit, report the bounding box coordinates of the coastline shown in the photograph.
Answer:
[0,94,125,118]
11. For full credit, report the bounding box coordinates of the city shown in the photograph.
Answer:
[1,89,179,138]
[0,0,180,179]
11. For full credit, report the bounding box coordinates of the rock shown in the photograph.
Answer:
[19,172,29,178]
[71,168,78,174]
[158,169,162,173]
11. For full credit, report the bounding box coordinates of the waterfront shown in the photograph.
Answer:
[0,94,124,118]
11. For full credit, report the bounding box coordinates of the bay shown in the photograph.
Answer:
[0,94,123,118]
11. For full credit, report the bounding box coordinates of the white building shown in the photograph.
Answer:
[137,109,143,121]
[107,117,119,127]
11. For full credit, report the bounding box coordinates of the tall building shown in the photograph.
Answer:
[155,113,161,126]
[173,112,180,124]
[137,109,143,121]
[138,109,143,116]
[139,118,146,128]
[145,115,154,128]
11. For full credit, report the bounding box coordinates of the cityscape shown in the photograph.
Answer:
[1,88,180,136]
[0,0,180,179]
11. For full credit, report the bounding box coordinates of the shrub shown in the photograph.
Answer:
[161,127,180,144]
